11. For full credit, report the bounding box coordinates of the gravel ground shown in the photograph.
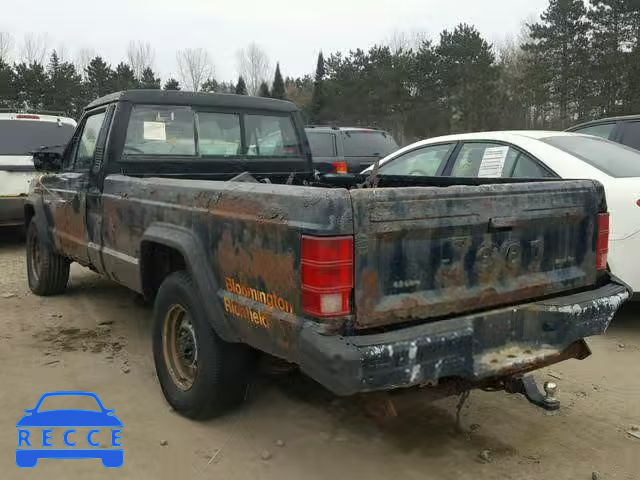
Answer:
[0,228,638,479]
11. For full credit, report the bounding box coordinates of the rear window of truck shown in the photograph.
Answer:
[123,105,302,158]
[0,120,75,156]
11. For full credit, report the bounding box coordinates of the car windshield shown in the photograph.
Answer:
[541,135,640,178]
[0,120,75,156]
[36,394,102,412]
[342,130,398,157]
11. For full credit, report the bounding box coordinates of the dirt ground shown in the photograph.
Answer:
[0,228,638,480]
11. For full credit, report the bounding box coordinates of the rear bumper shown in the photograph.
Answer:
[0,196,26,227]
[298,279,630,396]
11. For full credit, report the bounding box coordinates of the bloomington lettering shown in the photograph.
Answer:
[224,277,294,314]
[223,298,269,329]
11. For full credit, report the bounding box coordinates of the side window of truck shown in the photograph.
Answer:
[245,114,301,157]
[74,111,107,172]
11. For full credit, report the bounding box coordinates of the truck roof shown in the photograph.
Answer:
[86,90,299,113]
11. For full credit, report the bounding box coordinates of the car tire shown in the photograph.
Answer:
[152,270,253,419]
[26,220,70,296]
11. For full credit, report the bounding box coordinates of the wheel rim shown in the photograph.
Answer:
[29,228,41,283]
[162,304,198,391]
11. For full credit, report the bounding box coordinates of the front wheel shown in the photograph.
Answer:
[152,271,253,419]
[26,220,70,296]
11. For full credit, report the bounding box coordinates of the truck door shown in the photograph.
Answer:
[41,109,108,265]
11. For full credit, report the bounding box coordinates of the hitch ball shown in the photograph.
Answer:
[543,381,560,408]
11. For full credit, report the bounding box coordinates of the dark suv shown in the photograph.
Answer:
[567,114,640,150]
[305,126,399,173]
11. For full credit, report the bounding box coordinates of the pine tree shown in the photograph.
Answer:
[113,62,138,91]
[46,51,83,116]
[621,1,640,113]
[235,75,247,95]
[138,67,161,89]
[524,0,591,127]
[48,50,60,75]
[310,52,325,121]
[163,78,181,90]
[588,0,629,116]
[408,40,447,137]
[84,56,114,100]
[258,81,271,97]
[436,24,500,132]
[271,63,286,99]
[200,77,219,92]
[0,60,16,108]
[14,62,48,111]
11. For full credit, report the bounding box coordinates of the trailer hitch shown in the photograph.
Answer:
[505,375,560,411]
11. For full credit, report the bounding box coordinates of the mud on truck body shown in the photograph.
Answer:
[25,90,630,419]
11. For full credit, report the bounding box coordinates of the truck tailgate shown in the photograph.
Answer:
[351,180,604,330]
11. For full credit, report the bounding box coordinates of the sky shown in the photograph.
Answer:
[1,0,549,84]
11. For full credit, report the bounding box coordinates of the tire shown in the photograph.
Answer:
[152,270,252,419]
[26,220,70,296]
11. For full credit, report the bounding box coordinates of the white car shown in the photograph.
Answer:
[0,113,76,227]
[365,131,640,293]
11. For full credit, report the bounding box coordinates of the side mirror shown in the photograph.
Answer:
[32,150,63,172]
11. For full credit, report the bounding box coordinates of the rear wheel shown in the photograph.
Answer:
[152,271,252,419]
[26,220,70,296]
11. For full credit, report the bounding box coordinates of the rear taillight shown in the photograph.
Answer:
[331,161,348,174]
[597,213,609,271]
[16,114,40,120]
[301,235,354,317]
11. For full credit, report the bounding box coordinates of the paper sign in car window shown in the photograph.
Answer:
[143,121,166,141]
[478,146,510,178]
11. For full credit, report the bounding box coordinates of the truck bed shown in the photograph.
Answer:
[99,173,606,336]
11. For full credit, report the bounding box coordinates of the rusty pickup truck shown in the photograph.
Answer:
[25,90,630,419]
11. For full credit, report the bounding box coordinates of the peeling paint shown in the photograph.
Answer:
[409,364,421,382]
[549,291,629,314]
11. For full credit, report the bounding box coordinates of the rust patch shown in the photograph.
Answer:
[216,228,296,300]
[359,267,381,318]
[358,280,568,327]
[215,226,300,354]
[478,340,591,380]
[50,195,86,261]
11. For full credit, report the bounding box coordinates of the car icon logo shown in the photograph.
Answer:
[16,391,123,468]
